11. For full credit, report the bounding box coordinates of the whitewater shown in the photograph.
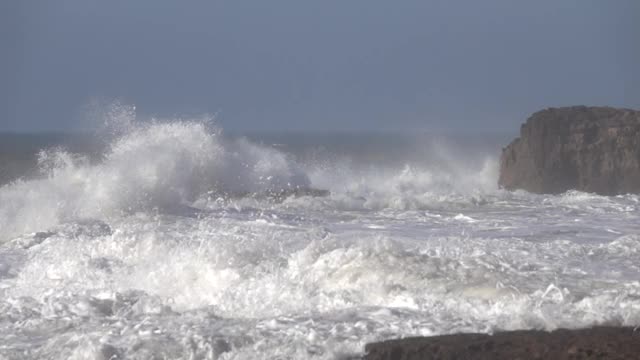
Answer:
[1,107,639,359]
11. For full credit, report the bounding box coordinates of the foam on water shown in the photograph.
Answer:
[1,107,639,359]
[0,108,309,241]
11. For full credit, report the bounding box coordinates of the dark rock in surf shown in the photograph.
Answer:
[266,187,330,201]
[363,327,640,360]
[499,106,640,195]
[225,187,330,202]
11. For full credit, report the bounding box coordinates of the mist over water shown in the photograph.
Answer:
[1,105,639,359]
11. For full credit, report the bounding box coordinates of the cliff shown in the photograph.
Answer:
[499,106,640,195]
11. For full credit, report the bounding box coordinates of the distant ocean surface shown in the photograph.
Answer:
[1,112,639,359]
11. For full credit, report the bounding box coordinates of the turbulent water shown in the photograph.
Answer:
[1,109,639,359]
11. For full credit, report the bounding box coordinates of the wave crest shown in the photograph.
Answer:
[0,116,310,240]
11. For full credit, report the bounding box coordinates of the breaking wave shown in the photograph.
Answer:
[0,103,508,241]
[0,107,310,241]
[1,103,639,359]
[302,158,499,211]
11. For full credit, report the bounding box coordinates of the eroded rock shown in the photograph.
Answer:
[499,106,640,195]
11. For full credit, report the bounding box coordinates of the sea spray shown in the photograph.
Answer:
[0,111,310,241]
[1,105,639,359]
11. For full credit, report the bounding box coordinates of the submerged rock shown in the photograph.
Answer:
[499,106,640,195]
[364,327,640,360]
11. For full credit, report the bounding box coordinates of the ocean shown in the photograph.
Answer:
[1,114,639,359]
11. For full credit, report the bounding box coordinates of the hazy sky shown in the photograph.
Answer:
[2,1,639,132]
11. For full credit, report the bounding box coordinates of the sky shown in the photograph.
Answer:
[1,0,639,132]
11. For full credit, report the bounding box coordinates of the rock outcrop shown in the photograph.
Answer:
[364,327,640,360]
[499,106,640,195]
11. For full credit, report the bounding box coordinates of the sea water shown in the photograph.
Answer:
[1,107,639,359]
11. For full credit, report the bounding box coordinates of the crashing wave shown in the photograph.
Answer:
[0,108,313,240]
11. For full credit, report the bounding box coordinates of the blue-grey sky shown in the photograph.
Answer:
[2,0,639,132]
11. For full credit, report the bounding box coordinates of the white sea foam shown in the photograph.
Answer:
[0,110,309,241]
[285,154,500,213]
[1,106,639,359]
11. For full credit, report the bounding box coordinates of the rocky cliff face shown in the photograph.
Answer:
[499,106,640,195]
